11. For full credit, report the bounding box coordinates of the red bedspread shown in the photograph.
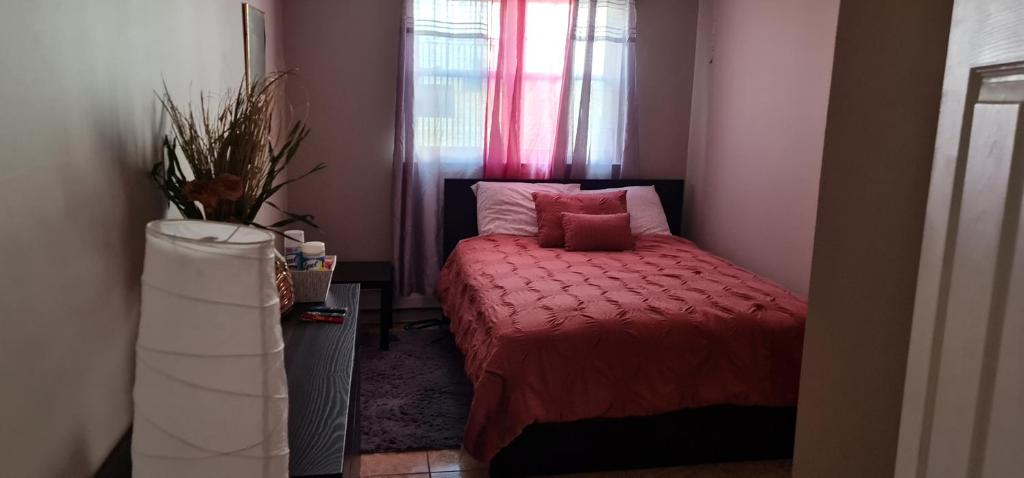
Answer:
[436,235,807,462]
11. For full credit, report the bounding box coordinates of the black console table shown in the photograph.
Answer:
[283,284,361,477]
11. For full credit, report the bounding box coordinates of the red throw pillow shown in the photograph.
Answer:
[532,191,627,247]
[562,212,634,251]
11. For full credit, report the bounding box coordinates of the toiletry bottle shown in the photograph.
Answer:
[284,230,305,269]
[300,241,326,271]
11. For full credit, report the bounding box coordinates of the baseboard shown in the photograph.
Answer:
[396,293,439,310]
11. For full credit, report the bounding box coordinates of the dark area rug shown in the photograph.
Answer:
[359,325,473,453]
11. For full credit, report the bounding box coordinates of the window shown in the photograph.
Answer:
[410,0,636,176]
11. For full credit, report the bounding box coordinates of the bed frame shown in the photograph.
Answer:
[441,178,796,476]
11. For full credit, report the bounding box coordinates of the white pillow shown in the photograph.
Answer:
[472,182,581,236]
[582,186,672,235]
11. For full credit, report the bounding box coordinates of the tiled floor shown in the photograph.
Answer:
[359,449,486,477]
[358,449,791,477]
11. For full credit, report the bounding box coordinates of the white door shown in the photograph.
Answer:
[896,1,1024,478]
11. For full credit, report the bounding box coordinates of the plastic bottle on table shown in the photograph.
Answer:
[300,241,326,270]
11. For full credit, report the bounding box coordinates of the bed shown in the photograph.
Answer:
[438,179,806,475]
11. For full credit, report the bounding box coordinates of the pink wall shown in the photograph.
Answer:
[685,0,840,296]
[282,0,402,261]
[634,0,699,179]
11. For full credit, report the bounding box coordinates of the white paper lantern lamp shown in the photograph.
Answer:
[132,220,288,478]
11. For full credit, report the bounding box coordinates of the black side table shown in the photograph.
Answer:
[332,261,395,350]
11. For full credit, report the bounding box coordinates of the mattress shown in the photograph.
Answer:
[436,234,807,462]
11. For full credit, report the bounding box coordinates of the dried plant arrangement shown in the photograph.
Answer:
[151,71,324,231]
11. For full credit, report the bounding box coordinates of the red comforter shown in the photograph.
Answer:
[436,234,807,462]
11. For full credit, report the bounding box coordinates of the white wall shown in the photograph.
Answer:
[0,1,283,475]
[685,0,840,296]
[793,0,954,476]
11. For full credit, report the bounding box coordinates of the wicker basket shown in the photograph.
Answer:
[291,255,336,303]
[274,252,296,314]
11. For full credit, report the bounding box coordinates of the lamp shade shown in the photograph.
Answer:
[132,220,288,477]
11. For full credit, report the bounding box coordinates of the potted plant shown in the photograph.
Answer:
[151,71,323,312]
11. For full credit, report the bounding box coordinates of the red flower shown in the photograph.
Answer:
[183,179,219,210]
[183,174,244,213]
[212,174,244,201]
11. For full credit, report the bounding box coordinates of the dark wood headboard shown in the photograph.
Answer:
[442,178,685,262]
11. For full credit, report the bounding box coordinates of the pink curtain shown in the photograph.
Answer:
[483,0,574,179]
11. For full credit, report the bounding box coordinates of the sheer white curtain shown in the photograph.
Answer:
[411,0,491,167]
[392,0,637,297]
[555,0,639,179]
